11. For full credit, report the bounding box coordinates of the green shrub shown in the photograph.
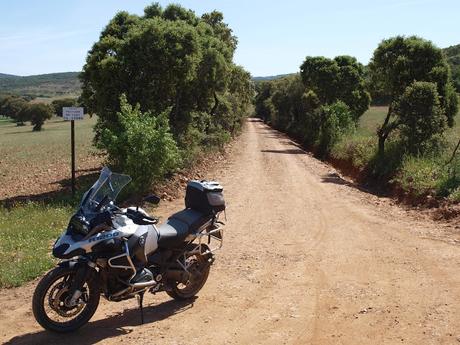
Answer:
[98,95,181,192]
[398,81,446,154]
[393,155,446,196]
[317,101,355,157]
[332,134,377,169]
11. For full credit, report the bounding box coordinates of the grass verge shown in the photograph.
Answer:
[0,203,73,287]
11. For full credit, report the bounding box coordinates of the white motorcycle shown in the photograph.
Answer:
[32,167,225,332]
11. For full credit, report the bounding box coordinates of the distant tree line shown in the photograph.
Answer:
[80,3,253,191]
[443,44,460,93]
[255,56,370,157]
[0,95,78,131]
[255,35,459,177]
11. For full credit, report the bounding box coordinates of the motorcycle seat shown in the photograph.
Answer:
[157,209,213,248]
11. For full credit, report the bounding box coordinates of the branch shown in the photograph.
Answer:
[446,138,460,165]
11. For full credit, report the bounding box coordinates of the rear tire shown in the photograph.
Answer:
[167,248,211,300]
[32,266,100,333]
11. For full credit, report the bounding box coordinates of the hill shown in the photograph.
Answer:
[0,72,81,98]
[0,73,18,79]
[252,73,295,82]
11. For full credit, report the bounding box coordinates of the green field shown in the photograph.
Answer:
[0,116,99,199]
[358,106,460,144]
[0,115,100,287]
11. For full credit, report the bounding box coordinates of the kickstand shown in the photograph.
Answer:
[137,291,145,325]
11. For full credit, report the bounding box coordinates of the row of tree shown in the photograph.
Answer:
[256,36,459,162]
[0,95,77,130]
[256,56,370,157]
[80,4,253,191]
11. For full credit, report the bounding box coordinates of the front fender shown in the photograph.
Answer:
[58,259,100,291]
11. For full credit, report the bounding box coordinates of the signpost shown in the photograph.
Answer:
[63,107,84,196]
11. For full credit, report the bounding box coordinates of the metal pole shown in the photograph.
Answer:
[71,119,76,196]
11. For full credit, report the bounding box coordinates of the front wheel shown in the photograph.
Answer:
[32,266,100,333]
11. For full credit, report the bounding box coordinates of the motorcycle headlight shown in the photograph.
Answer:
[68,214,90,235]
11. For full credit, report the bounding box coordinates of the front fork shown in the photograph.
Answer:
[59,259,96,307]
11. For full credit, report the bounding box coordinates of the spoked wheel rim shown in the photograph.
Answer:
[173,253,210,296]
[42,272,90,325]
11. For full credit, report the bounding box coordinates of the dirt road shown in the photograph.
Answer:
[1,119,460,345]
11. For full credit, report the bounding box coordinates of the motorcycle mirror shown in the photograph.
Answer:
[143,194,161,205]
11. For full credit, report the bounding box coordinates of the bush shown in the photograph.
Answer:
[393,155,446,197]
[317,101,355,157]
[398,81,445,154]
[392,154,460,200]
[331,134,377,170]
[98,95,181,192]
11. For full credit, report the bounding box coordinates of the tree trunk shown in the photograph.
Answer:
[446,137,460,165]
[210,92,219,116]
[378,134,386,158]
[377,104,394,159]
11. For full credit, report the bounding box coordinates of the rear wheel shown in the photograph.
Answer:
[32,266,100,333]
[167,247,211,300]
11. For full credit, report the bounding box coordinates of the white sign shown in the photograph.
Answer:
[63,107,84,121]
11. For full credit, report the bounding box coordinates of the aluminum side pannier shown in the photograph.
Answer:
[185,180,225,215]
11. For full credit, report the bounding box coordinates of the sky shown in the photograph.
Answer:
[0,0,459,77]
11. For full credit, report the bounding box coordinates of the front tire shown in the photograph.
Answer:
[32,266,100,333]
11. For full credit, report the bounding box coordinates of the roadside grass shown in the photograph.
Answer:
[0,203,73,287]
[333,106,460,200]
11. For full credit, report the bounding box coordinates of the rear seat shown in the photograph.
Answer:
[157,209,213,248]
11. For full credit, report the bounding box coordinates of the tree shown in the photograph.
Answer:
[255,81,273,122]
[0,96,28,124]
[51,98,77,117]
[300,57,339,104]
[16,104,33,125]
[80,3,251,155]
[369,36,458,157]
[27,103,54,131]
[397,82,445,154]
[300,56,370,121]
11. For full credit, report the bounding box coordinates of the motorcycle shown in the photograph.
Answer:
[32,167,225,332]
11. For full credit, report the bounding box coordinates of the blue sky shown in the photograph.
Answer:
[0,0,459,76]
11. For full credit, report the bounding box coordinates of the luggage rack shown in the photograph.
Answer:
[188,220,224,255]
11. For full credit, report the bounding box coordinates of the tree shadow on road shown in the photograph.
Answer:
[321,172,385,196]
[321,172,355,186]
[261,148,306,155]
[4,298,196,345]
